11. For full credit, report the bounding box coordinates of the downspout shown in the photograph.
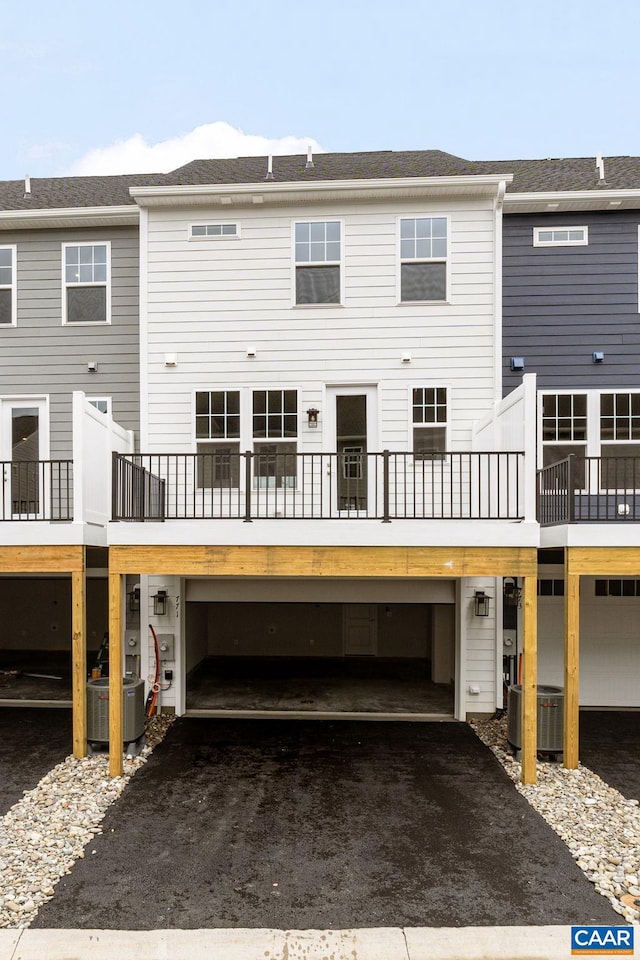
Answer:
[493,181,507,405]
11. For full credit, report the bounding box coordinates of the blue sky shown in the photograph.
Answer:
[2,0,640,179]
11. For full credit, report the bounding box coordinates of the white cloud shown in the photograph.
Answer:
[63,121,325,176]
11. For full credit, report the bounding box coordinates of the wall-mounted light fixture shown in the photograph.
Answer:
[510,357,525,372]
[503,577,522,608]
[128,585,140,613]
[306,407,319,428]
[592,351,605,363]
[474,590,490,617]
[153,589,168,616]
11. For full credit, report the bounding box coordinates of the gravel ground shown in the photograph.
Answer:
[472,716,640,925]
[0,715,173,929]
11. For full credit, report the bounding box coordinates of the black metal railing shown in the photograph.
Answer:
[0,460,73,521]
[538,455,640,525]
[112,454,165,521]
[112,450,523,522]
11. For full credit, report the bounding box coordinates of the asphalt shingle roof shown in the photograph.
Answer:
[2,151,640,211]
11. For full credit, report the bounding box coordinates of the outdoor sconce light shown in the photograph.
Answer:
[128,585,140,613]
[503,577,522,608]
[306,407,319,428]
[510,357,525,372]
[592,351,605,363]
[474,590,490,617]
[153,589,168,616]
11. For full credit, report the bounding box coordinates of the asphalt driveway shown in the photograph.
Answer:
[0,707,71,816]
[580,711,640,800]
[32,718,618,929]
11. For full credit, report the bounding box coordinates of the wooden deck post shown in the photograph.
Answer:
[521,573,538,784]
[564,551,580,769]
[108,572,124,777]
[71,554,87,759]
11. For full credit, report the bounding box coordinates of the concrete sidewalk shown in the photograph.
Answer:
[0,926,587,959]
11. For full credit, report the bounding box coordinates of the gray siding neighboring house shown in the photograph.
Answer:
[0,225,140,457]
[502,211,640,395]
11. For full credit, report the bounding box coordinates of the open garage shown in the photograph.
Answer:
[184,578,456,718]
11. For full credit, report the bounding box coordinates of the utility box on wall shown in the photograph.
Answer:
[157,633,175,660]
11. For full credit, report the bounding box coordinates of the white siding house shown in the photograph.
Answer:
[107,155,538,725]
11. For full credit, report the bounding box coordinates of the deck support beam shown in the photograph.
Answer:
[71,556,87,759]
[108,572,124,777]
[521,573,538,784]
[563,554,580,769]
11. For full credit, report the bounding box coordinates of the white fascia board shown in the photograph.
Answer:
[505,189,640,212]
[0,205,139,230]
[130,174,514,207]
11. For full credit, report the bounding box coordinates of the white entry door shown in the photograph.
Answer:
[1,399,49,519]
[344,604,378,656]
[325,385,378,514]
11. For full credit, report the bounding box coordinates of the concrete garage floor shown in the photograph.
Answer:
[0,651,74,703]
[0,707,71,816]
[579,710,640,800]
[187,656,454,716]
[33,719,618,930]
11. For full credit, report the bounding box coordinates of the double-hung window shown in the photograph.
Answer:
[541,393,587,487]
[294,221,341,304]
[63,242,110,324]
[412,387,447,457]
[253,389,298,487]
[400,218,447,302]
[195,390,241,488]
[600,393,640,488]
[0,245,17,326]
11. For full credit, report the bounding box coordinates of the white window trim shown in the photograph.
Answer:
[0,244,17,327]
[408,384,450,452]
[61,241,111,326]
[396,215,451,305]
[188,222,240,240]
[533,226,588,247]
[291,218,345,308]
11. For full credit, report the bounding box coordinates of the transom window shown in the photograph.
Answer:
[600,393,640,440]
[196,390,240,439]
[542,394,587,441]
[253,390,297,438]
[533,226,588,247]
[412,387,447,455]
[400,218,447,302]
[0,245,16,326]
[190,223,238,238]
[63,243,110,324]
[294,221,341,305]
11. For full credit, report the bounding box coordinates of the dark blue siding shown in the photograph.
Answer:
[503,212,639,395]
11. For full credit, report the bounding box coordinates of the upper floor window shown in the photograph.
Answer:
[0,245,17,326]
[533,226,588,247]
[294,221,341,305]
[412,387,447,456]
[63,243,110,324]
[190,223,238,239]
[400,218,447,302]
